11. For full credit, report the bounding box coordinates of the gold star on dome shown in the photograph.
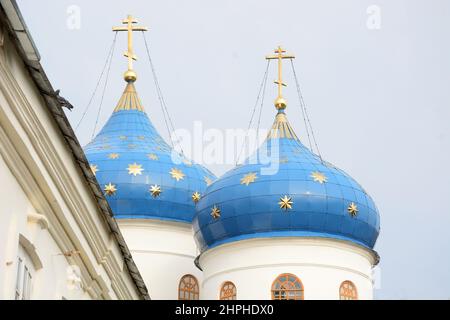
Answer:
[279,195,293,211]
[108,153,120,159]
[138,135,145,140]
[119,135,127,140]
[149,185,162,198]
[170,168,185,181]
[104,183,117,196]
[127,163,144,176]
[192,192,201,204]
[204,176,213,186]
[347,202,359,217]
[211,205,221,219]
[240,172,258,186]
[311,171,327,184]
[147,153,158,160]
[90,164,98,176]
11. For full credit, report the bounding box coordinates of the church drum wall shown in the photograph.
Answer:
[198,237,377,300]
[118,219,202,300]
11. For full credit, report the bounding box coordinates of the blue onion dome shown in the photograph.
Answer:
[194,110,380,251]
[84,81,216,223]
[193,49,380,252]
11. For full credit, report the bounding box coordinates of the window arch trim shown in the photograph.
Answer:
[339,280,358,300]
[219,281,237,300]
[178,274,199,300]
[19,234,42,270]
[271,273,304,300]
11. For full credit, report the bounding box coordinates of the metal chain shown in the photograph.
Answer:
[91,33,117,139]
[142,32,184,154]
[256,63,269,137]
[76,33,118,131]
[236,60,270,165]
[290,59,322,161]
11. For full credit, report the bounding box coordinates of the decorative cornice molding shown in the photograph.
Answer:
[130,249,196,260]
[18,233,43,270]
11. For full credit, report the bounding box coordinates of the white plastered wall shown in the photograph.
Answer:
[118,219,202,300]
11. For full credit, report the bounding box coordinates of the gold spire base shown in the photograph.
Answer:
[267,112,299,141]
[114,82,144,112]
[124,69,137,83]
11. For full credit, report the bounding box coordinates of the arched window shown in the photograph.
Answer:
[178,274,199,300]
[220,281,237,300]
[339,280,358,300]
[271,273,304,300]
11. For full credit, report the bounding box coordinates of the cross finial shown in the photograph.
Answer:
[113,15,148,82]
[266,46,295,111]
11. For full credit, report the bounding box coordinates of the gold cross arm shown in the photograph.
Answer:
[112,26,148,32]
[274,80,287,87]
[112,15,148,32]
[266,54,295,60]
[266,45,295,60]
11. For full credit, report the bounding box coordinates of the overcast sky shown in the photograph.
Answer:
[17,0,450,299]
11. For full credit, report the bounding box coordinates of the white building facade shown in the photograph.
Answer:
[0,1,148,300]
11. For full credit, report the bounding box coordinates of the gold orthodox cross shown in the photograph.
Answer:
[113,15,148,81]
[266,46,295,110]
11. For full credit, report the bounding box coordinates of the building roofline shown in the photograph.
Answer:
[0,0,150,300]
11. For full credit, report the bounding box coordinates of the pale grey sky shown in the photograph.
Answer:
[17,0,450,299]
